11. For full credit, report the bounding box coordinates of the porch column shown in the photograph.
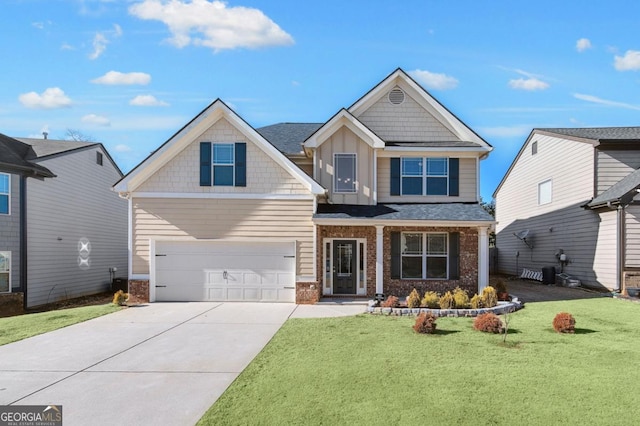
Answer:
[478,226,489,293]
[375,225,384,294]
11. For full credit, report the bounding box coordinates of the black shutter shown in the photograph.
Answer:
[235,143,246,187]
[449,158,459,196]
[391,231,401,279]
[449,232,460,280]
[390,158,401,196]
[199,142,212,186]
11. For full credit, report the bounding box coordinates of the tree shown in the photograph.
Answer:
[64,128,96,142]
[480,196,495,217]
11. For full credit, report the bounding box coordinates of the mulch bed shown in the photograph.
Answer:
[26,292,114,313]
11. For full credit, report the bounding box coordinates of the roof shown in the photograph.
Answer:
[16,138,97,158]
[314,203,494,223]
[256,123,322,155]
[539,127,640,141]
[587,167,640,208]
[0,133,55,178]
[386,141,484,148]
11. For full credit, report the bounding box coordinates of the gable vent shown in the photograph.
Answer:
[388,88,405,105]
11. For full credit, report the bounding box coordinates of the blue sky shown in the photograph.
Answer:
[2,0,640,201]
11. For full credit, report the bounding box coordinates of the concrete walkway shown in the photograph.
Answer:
[0,302,367,426]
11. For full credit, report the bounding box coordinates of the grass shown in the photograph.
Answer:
[0,303,121,346]
[199,298,640,425]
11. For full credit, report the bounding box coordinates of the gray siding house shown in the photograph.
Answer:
[494,127,640,294]
[0,134,128,308]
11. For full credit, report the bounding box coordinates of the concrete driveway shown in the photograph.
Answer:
[0,302,366,426]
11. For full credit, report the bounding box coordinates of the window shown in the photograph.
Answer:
[401,233,448,279]
[400,158,448,196]
[0,252,9,293]
[532,141,538,155]
[0,173,9,215]
[538,179,552,205]
[200,142,246,187]
[334,153,356,193]
[96,152,103,166]
[213,144,235,186]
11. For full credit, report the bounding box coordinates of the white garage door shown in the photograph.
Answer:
[154,241,296,302]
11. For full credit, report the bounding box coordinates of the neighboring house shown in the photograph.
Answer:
[0,133,128,308]
[494,127,640,294]
[113,69,494,304]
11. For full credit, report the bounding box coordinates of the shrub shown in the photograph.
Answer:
[494,279,507,294]
[553,312,576,333]
[421,291,439,308]
[413,312,437,334]
[481,286,498,308]
[381,295,399,308]
[112,290,129,306]
[470,294,483,309]
[453,287,470,309]
[473,313,504,333]
[439,291,454,309]
[407,289,421,308]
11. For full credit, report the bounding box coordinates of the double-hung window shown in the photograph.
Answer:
[0,252,9,293]
[400,158,449,196]
[0,173,9,215]
[401,232,448,279]
[334,153,357,193]
[213,144,235,186]
[199,142,246,187]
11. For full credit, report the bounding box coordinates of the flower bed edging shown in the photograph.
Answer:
[367,297,524,317]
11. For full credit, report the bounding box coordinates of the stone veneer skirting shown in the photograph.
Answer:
[367,299,523,317]
[0,293,24,318]
[128,280,150,304]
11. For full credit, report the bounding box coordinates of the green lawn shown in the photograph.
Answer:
[0,304,121,346]
[199,298,640,425]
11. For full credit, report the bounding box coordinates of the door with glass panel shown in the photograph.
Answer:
[333,240,356,294]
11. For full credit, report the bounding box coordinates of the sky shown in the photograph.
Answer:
[2,0,640,201]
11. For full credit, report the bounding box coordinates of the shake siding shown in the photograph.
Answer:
[377,156,477,202]
[137,118,308,195]
[132,198,315,277]
[625,205,640,267]
[356,88,457,142]
[316,127,374,205]
[26,147,128,307]
[0,173,21,290]
[596,150,640,194]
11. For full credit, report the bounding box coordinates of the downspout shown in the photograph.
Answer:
[608,201,623,293]
[20,175,27,311]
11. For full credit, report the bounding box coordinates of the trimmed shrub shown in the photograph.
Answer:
[453,287,470,308]
[112,290,128,306]
[413,312,437,334]
[439,291,454,309]
[481,286,498,308]
[421,291,439,308]
[494,279,507,294]
[381,295,399,308]
[470,294,483,309]
[553,312,576,333]
[473,313,504,333]
[407,289,421,308]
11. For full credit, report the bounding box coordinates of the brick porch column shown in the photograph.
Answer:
[478,226,490,292]
[376,225,384,294]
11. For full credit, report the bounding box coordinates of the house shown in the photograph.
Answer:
[0,133,128,310]
[494,127,640,294]
[113,68,494,304]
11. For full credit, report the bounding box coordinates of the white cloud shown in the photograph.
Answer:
[128,0,294,51]
[82,114,111,126]
[114,144,132,152]
[409,69,458,90]
[129,94,169,106]
[89,24,123,60]
[508,78,550,91]
[32,22,45,30]
[573,93,640,110]
[19,87,72,109]
[61,43,75,51]
[113,23,123,37]
[478,125,532,138]
[576,38,592,52]
[91,71,151,85]
[614,50,640,71]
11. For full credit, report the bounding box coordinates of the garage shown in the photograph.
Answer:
[153,240,296,302]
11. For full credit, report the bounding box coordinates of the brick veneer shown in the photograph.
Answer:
[296,282,321,304]
[128,280,149,304]
[0,293,24,318]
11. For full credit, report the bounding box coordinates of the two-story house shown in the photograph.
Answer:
[113,69,494,304]
[0,133,128,311]
[494,127,640,294]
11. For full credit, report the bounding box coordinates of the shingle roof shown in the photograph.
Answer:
[386,141,483,148]
[256,123,323,155]
[539,127,640,141]
[587,167,640,208]
[16,138,97,158]
[0,133,55,177]
[314,203,494,222]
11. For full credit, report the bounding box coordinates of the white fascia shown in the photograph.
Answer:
[312,218,495,227]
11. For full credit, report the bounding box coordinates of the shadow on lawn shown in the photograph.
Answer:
[433,329,460,336]
[574,328,598,334]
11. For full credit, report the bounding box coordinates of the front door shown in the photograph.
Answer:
[333,240,356,294]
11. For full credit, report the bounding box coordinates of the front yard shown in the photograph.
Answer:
[199,297,640,425]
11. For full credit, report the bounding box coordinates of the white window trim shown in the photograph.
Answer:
[538,179,552,205]
[322,238,366,296]
[0,173,10,216]
[212,143,235,187]
[400,232,448,280]
[400,157,449,196]
[0,251,10,293]
[333,153,357,194]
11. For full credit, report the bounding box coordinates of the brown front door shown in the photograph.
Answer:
[333,240,356,294]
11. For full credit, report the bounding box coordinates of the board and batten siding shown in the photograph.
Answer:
[0,173,21,290]
[132,198,315,278]
[596,149,640,195]
[316,127,374,205]
[137,117,309,195]
[356,86,458,142]
[377,156,477,203]
[26,147,127,307]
